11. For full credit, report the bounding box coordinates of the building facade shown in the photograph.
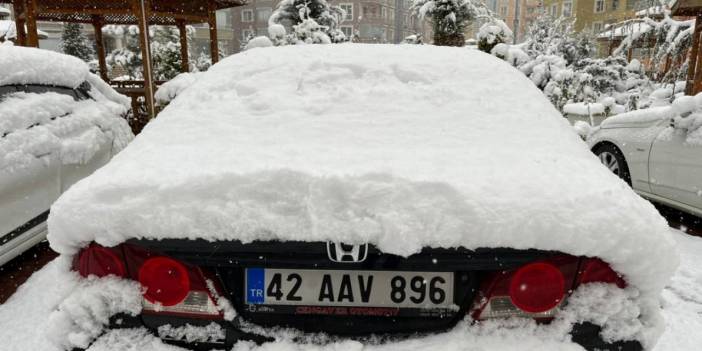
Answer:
[540,0,654,33]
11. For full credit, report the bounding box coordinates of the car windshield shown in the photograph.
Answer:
[0,84,90,102]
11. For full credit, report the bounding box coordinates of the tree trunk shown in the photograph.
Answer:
[433,32,465,47]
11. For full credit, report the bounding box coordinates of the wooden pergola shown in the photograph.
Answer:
[3,0,245,127]
[673,0,702,95]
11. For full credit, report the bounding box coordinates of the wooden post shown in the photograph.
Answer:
[25,0,39,47]
[92,16,109,82]
[686,15,702,95]
[12,0,27,46]
[177,20,190,72]
[132,0,156,119]
[207,0,219,64]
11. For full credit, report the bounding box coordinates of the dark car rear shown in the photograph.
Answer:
[74,240,640,351]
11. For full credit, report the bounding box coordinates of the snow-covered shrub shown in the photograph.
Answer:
[403,34,424,44]
[477,19,512,53]
[269,0,347,44]
[411,0,491,46]
[151,26,183,80]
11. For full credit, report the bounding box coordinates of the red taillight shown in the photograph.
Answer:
[138,257,191,306]
[76,244,126,278]
[471,256,579,320]
[509,262,565,313]
[578,258,626,288]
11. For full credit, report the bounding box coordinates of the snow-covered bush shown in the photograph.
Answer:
[244,36,274,50]
[403,34,424,44]
[269,0,347,44]
[411,0,491,46]
[477,19,512,53]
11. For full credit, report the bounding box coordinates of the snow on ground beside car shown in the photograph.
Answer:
[0,91,133,173]
[47,44,677,344]
[0,44,89,88]
[0,229,697,351]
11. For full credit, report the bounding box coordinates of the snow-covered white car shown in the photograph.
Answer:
[0,45,133,266]
[588,96,702,218]
[46,45,677,351]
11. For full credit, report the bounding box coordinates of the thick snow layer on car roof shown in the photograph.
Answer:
[48,44,677,333]
[0,44,89,88]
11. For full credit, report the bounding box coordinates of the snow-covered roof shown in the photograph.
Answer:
[48,46,677,334]
[0,7,10,16]
[0,45,89,88]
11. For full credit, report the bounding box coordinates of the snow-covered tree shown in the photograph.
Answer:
[522,15,594,65]
[411,0,491,46]
[60,23,94,62]
[151,26,182,80]
[105,25,143,79]
[269,0,347,43]
[615,14,693,83]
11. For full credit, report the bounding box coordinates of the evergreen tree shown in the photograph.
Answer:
[411,0,491,46]
[151,26,182,80]
[269,0,347,43]
[60,23,94,62]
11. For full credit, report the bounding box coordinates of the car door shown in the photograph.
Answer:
[0,153,61,263]
[649,125,702,212]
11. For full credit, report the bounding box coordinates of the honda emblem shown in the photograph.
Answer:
[326,242,368,263]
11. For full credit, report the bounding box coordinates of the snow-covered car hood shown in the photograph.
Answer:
[0,44,89,88]
[48,45,677,327]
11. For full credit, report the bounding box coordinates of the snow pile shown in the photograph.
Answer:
[157,323,225,344]
[47,275,142,350]
[0,45,89,88]
[155,72,203,105]
[244,36,274,51]
[0,91,133,173]
[48,45,677,346]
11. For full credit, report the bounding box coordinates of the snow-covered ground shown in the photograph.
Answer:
[0,228,698,351]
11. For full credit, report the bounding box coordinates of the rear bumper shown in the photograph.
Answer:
[103,314,642,351]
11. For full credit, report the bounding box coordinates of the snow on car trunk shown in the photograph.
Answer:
[47,44,677,345]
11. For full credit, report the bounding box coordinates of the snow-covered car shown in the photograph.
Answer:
[0,45,133,266]
[587,96,702,218]
[46,45,677,351]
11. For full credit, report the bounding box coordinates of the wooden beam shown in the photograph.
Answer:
[132,0,156,119]
[177,20,190,73]
[92,16,109,82]
[686,15,702,95]
[25,0,39,47]
[207,0,219,64]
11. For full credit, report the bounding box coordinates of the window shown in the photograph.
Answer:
[612,0,619,10]
[340,3,353,21]
[216,11,229,27]
[592,21,603,33]
[340,25,353,38]
[550,4,558,16]
[381,6,386,18]
[242,28,254,40]
[241,9,254,22]
[500,6,507,16]
[594,0,605,13]
[256,8,272,22]
[562,2,572,17]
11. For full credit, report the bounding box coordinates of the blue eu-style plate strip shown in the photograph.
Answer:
[246,268,265,304]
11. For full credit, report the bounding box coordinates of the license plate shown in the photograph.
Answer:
[245,268,454,309]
